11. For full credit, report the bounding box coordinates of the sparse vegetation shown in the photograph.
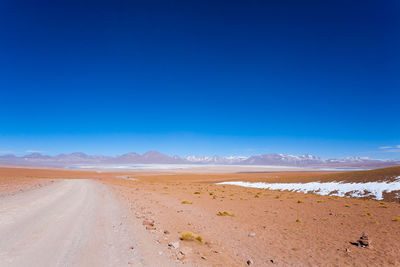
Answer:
[365,212,372,216]
[194,191,201,194]
[217,211,235,216]
[297,200,303,203]
[392,217,400,222]
[296,218,301,223]
[181,200,192,204]
[180,232,203,242]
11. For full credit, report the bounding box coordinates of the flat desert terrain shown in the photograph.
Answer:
[0,167,399,266]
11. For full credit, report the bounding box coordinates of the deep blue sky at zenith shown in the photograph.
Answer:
[0,0,399,158]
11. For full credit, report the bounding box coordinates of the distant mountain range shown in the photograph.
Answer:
[0,151,399,168]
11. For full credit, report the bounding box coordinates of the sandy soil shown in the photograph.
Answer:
[0,176,53,196]
[103,175,400,266]
[1,167,400,266]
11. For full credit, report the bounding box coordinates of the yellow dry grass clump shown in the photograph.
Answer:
[181,200,193,204]
[194,191,201,194]
[180,232,203,242]
[217,211,235,217]
[392,217,400,222]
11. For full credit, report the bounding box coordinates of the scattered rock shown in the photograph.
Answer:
[201,255,207,260]
[248,232,256,237]
[180,247,192,255]
[270,259,275,263]
[129,245,134,250]
[168,241,180,249]
[247,259,254,265]
[177,251,185,261]
[142,219,154,227]
[164,230,170,235]
[146,225,156,230]
[357,232,369,248]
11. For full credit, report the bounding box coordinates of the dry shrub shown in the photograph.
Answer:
[217,211,235,217]
[180,232,203,242]
[181,200,193,204]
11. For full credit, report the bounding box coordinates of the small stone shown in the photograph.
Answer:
[270,259,275,263]
[142,220,154,227]
[129,246,134,250]
[357,232,369,248]
[248,232,256,237]
[201,255,207,260]
[168,241,180,249]
[146,225,156,230]
[164,230,170,235]
[180,247,192,255]
[177,251,185,260]
[247,259,254,265]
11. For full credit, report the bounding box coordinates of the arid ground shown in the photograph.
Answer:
[0,166,399,266]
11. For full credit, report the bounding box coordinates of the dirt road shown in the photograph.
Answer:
[0,179,176,267]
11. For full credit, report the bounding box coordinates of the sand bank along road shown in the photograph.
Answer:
[0,179,175,267]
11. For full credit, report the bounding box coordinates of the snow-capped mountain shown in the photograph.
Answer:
[185,155,249,164]
[0,151,398,168]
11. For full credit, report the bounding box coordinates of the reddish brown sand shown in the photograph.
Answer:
[1,167,400,266]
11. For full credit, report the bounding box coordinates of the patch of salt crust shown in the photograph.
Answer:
[217,176,400,200]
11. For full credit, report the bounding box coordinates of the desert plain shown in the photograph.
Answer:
[0,166,399,266]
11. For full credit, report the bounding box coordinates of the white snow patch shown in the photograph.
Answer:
[217,176,400,200]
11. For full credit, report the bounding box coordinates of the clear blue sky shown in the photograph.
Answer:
[0,0,399,158]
